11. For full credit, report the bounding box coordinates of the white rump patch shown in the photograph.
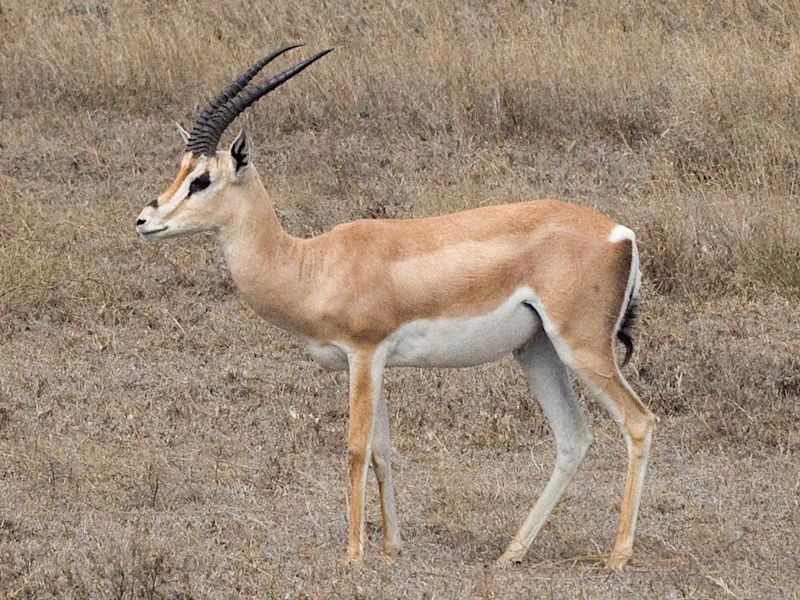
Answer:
[608,224,635,243]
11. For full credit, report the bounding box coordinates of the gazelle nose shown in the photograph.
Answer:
[136,217,147,226]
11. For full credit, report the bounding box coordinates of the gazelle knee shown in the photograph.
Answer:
[630,411,655,439]
[556,429,593,473]
[626,413,655,459]
[348,446,367,471]
[371,448,390,479]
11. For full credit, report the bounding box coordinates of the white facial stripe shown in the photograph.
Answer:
[159,159,209,215]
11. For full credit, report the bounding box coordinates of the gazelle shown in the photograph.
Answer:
[135,44,655,570]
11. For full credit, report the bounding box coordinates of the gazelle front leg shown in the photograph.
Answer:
[372,389,402,557]
[345,347,385,562]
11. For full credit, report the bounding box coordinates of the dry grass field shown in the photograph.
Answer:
[2,1,800,597]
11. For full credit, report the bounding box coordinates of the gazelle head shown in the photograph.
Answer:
[136,44,331,240]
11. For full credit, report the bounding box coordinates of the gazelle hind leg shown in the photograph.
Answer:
[569,348,655,570]
[371,390,402,557]
[498,332,593,564]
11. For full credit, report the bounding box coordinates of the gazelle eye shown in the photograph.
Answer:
[189,173,211,195]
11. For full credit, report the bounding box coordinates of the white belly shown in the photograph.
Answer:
[386,288,542,368]
[305,288,543,370]
[306,340,349,370]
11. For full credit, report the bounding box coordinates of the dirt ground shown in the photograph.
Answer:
[2,1,800,598]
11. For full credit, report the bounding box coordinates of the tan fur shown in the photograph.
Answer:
[137,149,653,568]
[158,154,197,207]
[216,178,628,347]
[145,153,629,344]
[345,351,377,561]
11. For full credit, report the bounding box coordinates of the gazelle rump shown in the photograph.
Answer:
[136,45,655,569]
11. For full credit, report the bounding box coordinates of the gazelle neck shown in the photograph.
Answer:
[217,169,315,336]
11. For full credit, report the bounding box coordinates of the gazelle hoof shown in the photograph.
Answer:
[497,539,527,566]
[496,552,524,566]
[604,549,632,571]
[343,549,363,565]
[383,540,402,558]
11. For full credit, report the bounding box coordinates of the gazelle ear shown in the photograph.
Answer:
[175,121,191,145]
[229,129,251,176]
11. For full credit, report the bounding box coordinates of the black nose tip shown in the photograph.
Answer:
[136,218,147,226]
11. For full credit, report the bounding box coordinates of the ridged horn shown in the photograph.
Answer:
[185,45,332,156]
[185,43,302,155]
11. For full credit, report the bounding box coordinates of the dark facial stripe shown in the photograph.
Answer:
[188,173,211,195]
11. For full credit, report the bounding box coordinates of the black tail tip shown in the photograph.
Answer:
[616,298,638,367]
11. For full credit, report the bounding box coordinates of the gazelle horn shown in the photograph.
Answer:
[186,44,332,156]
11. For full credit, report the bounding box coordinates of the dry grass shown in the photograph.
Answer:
[1,1,800,598]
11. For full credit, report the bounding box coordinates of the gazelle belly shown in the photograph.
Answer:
[306,340,350,370]
[386,288,543,368]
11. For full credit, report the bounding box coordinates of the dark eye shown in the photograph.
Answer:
[189,173,211,195]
